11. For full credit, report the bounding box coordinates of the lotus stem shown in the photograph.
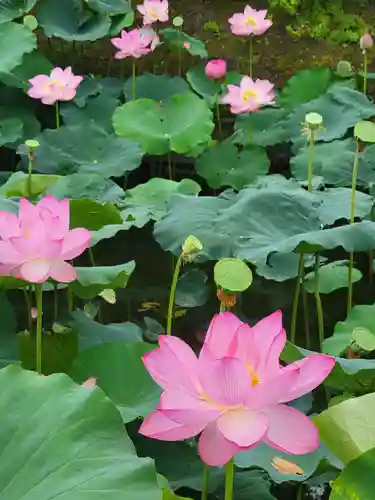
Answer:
[290,252,304,344]
[249,37,253,78]
[314,254,324,350]
[166,253,183,335]
[201,464,210,500]
[301,272,311,349]
[132,59,136,100]
[307,135,314,192]
[35,284,43,374]
[67,288,74,313]
[224,459,235,500]
[27,156,33,199]
[347,142,360,313]
[55,102,60,129]
[364,51,368,95]
[23,288,32,333]
[53,283,59,322]
[216,98,223,138]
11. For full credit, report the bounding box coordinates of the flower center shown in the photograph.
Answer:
[246,365,260,387]
[245,16,256,26]
[241,88,258,103]
[148,6,159,19]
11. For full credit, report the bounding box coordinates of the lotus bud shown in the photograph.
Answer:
[182,235,203,258]
[305,112,323,131]
[360,33,373,51]
[25,139,40,162]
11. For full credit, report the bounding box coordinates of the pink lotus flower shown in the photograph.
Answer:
[229,5,272,36]
[205,59,227,80]
[27,67,83,105]
[360,32,373,51]
[0,196,91,283]
[81,377,97,388]
[221,76,275,114]
[111,28,156,59]
[137,0,169,26]
[140,311,334,466]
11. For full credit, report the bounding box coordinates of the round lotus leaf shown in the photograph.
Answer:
[214,258,253,292]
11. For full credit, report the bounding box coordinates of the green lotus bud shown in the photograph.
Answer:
[25,139,40,149]
[182,235,203,256]
[304,112,323,130]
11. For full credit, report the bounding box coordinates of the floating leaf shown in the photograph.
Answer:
[69,198,122,230]
[214,258,253,292]
[186,65,221,106]
[113,94,214,155]
[0,50,52,90]
[278,68,332,109]
[123,73,191,102]
[0,22,36,73]
[0,171,59,197]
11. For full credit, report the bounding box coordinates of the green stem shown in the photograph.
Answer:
[290,252,304,344]
[249,115,253,144]
[249,36,253,78]
[53,283,58,322]
[166,253,183,335]
[35,284,43,374]
[369,206,374,287]
[297,484,303,500]
[301,270,311,349]
[364,51,368,95]
[23,288,32,333]
[132,58,136,100]
[224,459,235,500]
[216,98,223,138]
[55,101,60,129]
[307,135,314,192]
[177,28,182,76]
[201,465,210,500]
[27,156,33,198]
[314,254,324,350]
[67,287,74,313]
[347,142,360,313]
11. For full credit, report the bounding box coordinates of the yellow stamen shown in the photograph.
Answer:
[246,16,256,26]
[246,364,260,387]
[241,88,258,103]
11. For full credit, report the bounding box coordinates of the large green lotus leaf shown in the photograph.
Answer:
[69,310,143,350]
[0,50,52,90]
[278,68,332,109]
[304,260,362,295]
[74,76,123,107]
[69,198,122,230]
[36,0,111,41]
[161,28,208,58]
[0,86,40,147]
[235,441,328,484]
[0,22,36,73]
[234,107,290,147]
[282,341,375,394]
[0,294,18,368]
[0,365,161,499]
[256,252,317,282]
[87,0,130,14]
[329,447,375,500]
[317,187,373,225]
[323,303,375,356]
[60,93,120,134]
[70,342,161,423]
[124,178,201,221]
[0,171,59,197]
[196,140,270,190]
[154,186,375,264]
[314,392,375,466]
[113,94,214,155]
[71,261,135,299]
[291,139,375,188]
[0,117,23,146]
[46,173,125,204]
[123,73,191,102]
[90,212,150,246]
[0,0,36,23]
[175,268,209,307]
[30,124,143,177]
[186,66,221,106]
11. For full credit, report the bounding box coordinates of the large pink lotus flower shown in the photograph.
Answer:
[0,196,91,283]
[111,28,156,59]
[27,67,83,105]
[139,311,335,466]
[137,0,169,26]
[229,5,272,36]
[221,76,275,114]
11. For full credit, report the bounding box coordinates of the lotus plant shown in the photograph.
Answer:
[360,32,373,94]
[137,0,169,26]
[229,5,272,77]
[28,67,83,128]
[0,195,91,374]
[140,311,335,498]
[221,76,275,114]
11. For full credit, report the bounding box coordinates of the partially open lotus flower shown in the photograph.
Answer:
[0,195,91,284]
[139,311,335,466]
[27,67,83,105]
[137,0,169,26]
[221,76,275,114]
[360,32,373,51]
[111,28,156,59]
[229,5,272,36]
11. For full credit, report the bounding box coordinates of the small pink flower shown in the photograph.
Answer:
[0,196,91,284]
[221,76,275,114]
[205,59,227,79]
[229,5,272,36]
[183,41,191,49]
[81,377,97,388]
[137,0,169,26]
[360,33,373,51]
[111,28,157,59]
[27,67,83,105]
[139,311,335,466]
